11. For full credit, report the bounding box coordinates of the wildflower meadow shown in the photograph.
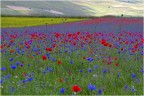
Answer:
[1,17,143,95]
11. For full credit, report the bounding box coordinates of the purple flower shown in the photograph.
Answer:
[20,64,24,67]
[80,69,83,73]
[88,68,92,73]
[87,57,94,62]
[88,84,96,91]
[43,70,46,74]
[11,65,17,70]
[11,86,15,92]
[28,64,30,67]
[16,61,21,66]
[124,85,129,90]
[94,65,99,69]
[28,77,33,82]
[5,74,11,79]
[136,78,140,83]
[131,73,136,78]
[9,58,14,62]
[60,88,65,94]
[118,73,120,78]
[102,69,107,73]
[46,53,50,58]
[70,60,74,64]
[1,67,6,71]
[98,89,103,95]
[0,80,3,84]
[22,79,28,83]
[52,58,56,61]
[132,86,135,93]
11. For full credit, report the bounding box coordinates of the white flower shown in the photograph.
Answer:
[93,74,97,77]
[14,75,18,78]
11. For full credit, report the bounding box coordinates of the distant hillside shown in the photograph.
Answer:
[1,1,90,17]
[1,0,143,17]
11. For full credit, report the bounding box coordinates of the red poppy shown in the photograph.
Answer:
[115,63,119,67]
[82,56,86,60]
[108,62,112,65]
[59,78,63,82]
[73,42,76,46]
[102,59,105,63]
[42,55,47,60]
[114,57,118,60]
[104,43,108,46]
[0,45,3,49]
[22,72,27,76]
[58,60,62,65]
[72,85,82,92]
[10,49,15,53]
[109,44,112,47]
[46,47,52,52]
[101,39,106,44]
[68,72,72,75]
[89,52,93,55]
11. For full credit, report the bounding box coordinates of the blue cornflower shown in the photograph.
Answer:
[102,69,107,73]
[22,79,28,83]
[94,65,99,69]
[28,64,30,67]
[20,64,24,67]
[87,57,94,62]
[5,74,11,79]
[132,86,135,93]
[16,61,21,66]
[9,58,14,62]
[28,77,33,82]
[118,73,120,78]
[136,78,140,83]
[0,80,3,84]
[98,89,103,95]
[1,67,6,71]
[46,53,50,59]
[19,42,23,45]
[80,69,83,73]
[124,85,129,90]
[43,70,46,74]
[60,88,65,94]
[70,60,74,64]
[141,69,144,73]
[131,73,136,78]
[52,58,56,61]
[21,49,25,53]
[11,65,17,70]
[11,86,15,92]
[46,67,53,72]
[88,68,92,73]
[88,84,96,91]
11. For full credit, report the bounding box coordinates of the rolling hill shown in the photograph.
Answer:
[1,0,143,17]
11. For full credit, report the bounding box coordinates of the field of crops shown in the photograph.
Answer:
[1,17,86,28]
[1,17,143,95]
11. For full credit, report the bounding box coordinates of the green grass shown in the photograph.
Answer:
[1,17,87,28]
[1,39,143,95]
